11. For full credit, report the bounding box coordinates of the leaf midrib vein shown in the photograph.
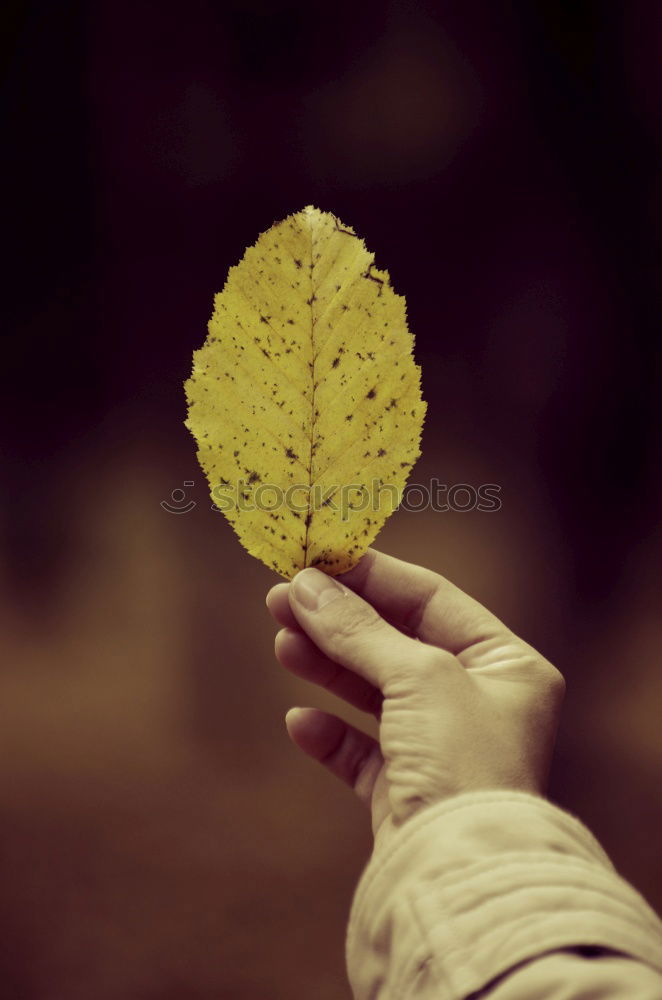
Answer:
[302,214,317,567]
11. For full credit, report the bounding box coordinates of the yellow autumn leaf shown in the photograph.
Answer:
[184,206,426,579]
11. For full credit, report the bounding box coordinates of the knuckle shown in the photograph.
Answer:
[385,644,452,696]
[512,639,566,700]
[548,664,566,700]
[332,601,383,642]
[536,658,566,701]
[321,598,387,665]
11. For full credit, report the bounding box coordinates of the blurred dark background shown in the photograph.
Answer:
[1,1,661,997]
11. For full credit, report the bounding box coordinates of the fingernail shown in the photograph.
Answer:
[285,707,305,729]
[292,568,345,612]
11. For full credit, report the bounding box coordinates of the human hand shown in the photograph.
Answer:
[266,549,565,842]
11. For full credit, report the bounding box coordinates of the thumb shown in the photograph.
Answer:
[288,568,445,691]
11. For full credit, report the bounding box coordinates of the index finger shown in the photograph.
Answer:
[338,548,509,655]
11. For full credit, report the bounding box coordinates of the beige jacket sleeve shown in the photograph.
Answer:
[346,791,662,999]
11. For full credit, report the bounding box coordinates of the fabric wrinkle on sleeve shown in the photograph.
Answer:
[345,790,662,999]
